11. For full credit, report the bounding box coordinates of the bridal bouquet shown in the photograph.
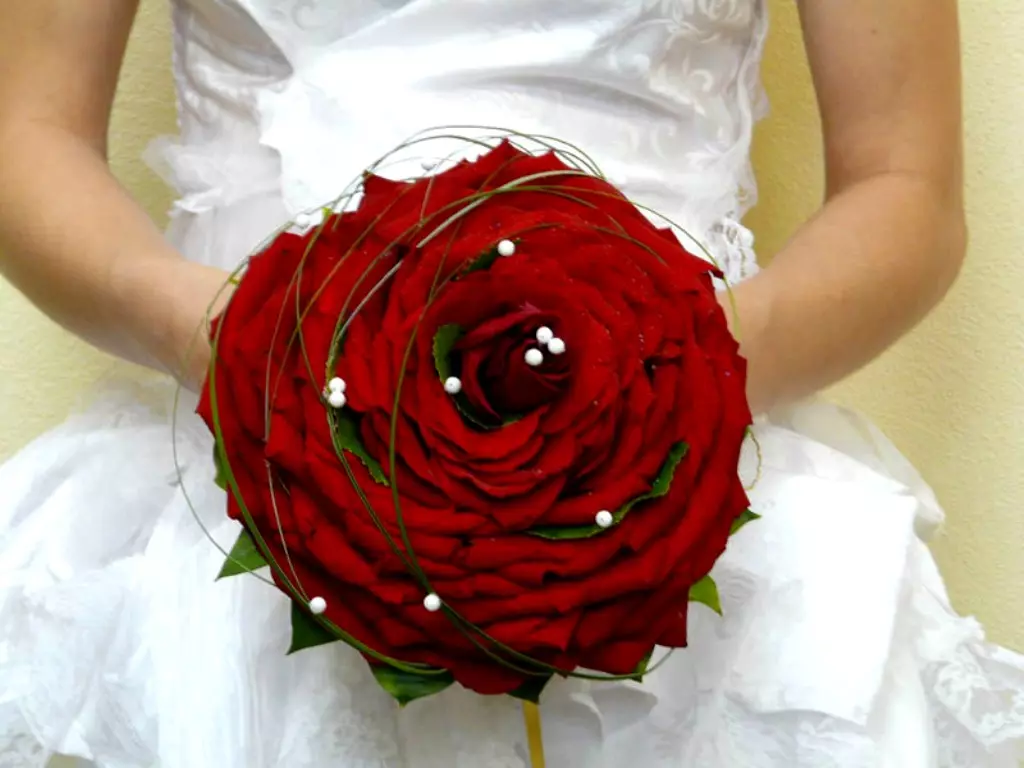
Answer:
[197,132,755,705]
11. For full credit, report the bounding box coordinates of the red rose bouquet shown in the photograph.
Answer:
[197,131,756,708]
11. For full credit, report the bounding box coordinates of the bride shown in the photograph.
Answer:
[1,1,1022,766]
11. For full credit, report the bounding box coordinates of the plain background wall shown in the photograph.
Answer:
[3,11,1022,764]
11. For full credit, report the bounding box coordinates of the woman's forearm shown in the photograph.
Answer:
[730,171,967,414]
[0,118,189,374]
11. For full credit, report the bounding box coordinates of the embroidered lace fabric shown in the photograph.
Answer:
[2,2,1024,766]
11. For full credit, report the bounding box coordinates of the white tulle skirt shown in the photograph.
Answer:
[3,197,1024,768]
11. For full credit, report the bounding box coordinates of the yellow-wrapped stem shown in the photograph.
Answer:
[522,702,546,768]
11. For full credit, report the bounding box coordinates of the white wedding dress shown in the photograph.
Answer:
[2,1,1024,766]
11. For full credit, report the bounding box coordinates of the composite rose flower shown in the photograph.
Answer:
[198,138,755,703]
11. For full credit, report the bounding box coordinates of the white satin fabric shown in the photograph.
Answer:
[2,1,1024,767]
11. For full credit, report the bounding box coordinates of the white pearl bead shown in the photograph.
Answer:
[328,390,347,409]
[524,348,544,367]
[423,593,442,612]
[546,337,566,356]
[497,239,516,257]
[327,377,346,393]
[595,510,614,529]
[309,596,328,615]
[444,376,463,395]
[536,326,554,346]
[421,158,437,171]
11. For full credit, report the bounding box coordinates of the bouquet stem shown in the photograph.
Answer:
[522,702,546,767]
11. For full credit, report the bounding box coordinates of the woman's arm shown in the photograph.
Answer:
[0,2,227,387]
[729,0,966,414]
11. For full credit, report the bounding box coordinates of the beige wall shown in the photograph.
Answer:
[1,0,1022,730]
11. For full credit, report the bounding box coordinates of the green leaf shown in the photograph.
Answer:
[457,244,506,279]
[432,323,463,382]
[630,649,655,682]
[216,527,269,580]
[689,574,722,615]
[730,508,761,535]
[528,442,689,540]
[508,675,552,704]
[370,664,455,707]
[335,412,389,486]
[639,442,689,499]
[212,444,229,492]
[287,600,342,655]
[431,323,506,430]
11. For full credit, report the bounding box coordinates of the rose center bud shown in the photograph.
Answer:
[455,318,569,425]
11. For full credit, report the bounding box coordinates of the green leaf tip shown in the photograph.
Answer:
[432,323,463,383]
[690,574,722,615]
[217,527,269,580]
[456,242,510,279]
[508,675,552,704]
[730,508,761,535]
[527,442,689,540]
[212,444,229,492]
[430,323,507,429]
[631,649,655,682]
[371,664,455,707]
[288,600,342,655]
[334,411,390,486]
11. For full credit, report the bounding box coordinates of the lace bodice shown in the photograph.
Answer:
[155,0,768,283]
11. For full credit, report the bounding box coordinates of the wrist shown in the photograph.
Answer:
[106,250,184,374]
[164,260,235,389]
[717,273,777,415]
[109,253,216,387]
